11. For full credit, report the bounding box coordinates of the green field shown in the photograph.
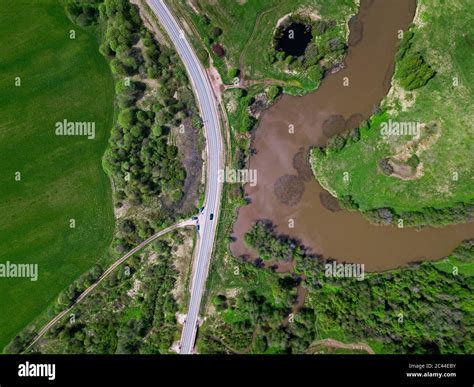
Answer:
[311,0,474,222]
[0,1,114,350]
[170,0,357,94]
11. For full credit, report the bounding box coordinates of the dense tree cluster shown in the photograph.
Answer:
[313,112,473,227]
[244,221,303,261]
[4,0,200,355]
[106,109,185,205]
[93,0,191,206]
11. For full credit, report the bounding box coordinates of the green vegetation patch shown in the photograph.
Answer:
[0,1,115,350]
[311,0,474,226]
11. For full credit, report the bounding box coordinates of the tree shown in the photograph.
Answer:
[118,108,134,128]
[211,26,223,38]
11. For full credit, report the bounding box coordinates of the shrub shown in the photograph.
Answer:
[327,133,346,153]
[211,26,223,38]
[395,30,436,90]
[212,43,225,57]
[227,68,240,79]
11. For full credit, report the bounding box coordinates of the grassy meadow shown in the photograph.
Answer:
[0,1,115,349]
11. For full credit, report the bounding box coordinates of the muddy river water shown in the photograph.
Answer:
[231,0,474,271]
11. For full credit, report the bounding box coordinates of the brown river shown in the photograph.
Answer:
[231,0,474,271]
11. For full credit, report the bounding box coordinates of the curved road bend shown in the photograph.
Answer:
[26,219,194,351]
[147,0,224,354]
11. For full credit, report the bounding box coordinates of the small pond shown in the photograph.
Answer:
[275,22,312,57]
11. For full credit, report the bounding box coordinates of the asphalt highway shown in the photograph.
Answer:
[147,0,224,354]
